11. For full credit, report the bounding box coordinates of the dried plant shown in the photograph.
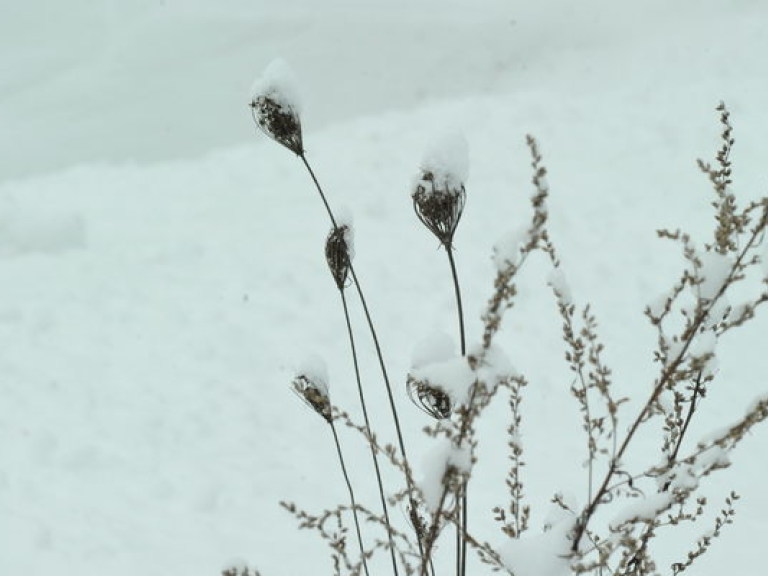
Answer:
[249,90,303,156]
[249,60,303,156]
[250,65,424,570]
[493,374,530,540]
[412,170,466,249]
[291,368,370,576]
[292,371,332,424]
[324,221,400,575]
[406,375,453,420]
[410,135,469,354]
[326,225,353,291]
[566,103,768,574]
[246,66,768,576]
[410,134,471,576]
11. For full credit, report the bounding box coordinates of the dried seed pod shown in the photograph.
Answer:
[412,171,466,247]
[250,95,304,156]
[292,372,332,423]
[412,132,468,246]
[325,224,353,290]
[250,59,304,155]
[407,374,452,420]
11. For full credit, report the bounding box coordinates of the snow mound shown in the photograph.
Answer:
[0,203,86,258]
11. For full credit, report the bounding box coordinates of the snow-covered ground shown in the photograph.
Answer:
[1,1,767,575]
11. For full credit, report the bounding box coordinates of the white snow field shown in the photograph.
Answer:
[1,1,768,575]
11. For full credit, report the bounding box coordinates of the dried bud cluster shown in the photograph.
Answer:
[406,374,452,420]
[292,373,332,423]
[325,225,352,290]
[412,171,466,247]
[250,94,304,156]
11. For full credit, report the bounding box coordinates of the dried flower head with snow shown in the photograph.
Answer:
[325,217,354,291]
[406,332,474,420]
[250,59,304,156]
[291,360,332,423]
[407,374,453,420]
[412,132,468,247]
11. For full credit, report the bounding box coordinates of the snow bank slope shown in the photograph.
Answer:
[2,0,764,181]
[1,2,768,576]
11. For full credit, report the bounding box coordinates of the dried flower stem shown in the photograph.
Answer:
[622,372,723,575]
[339,290,400,576]
[330,419,370,576]
[300,154,338,229]
[446,246,467,357]
[669,373,704,466]
[349,266,422,521]
[421,137,549,576]
[298,152,425,563]
[444,247,467,576]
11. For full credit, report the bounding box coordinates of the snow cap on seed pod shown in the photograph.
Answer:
[406,331,474,420]
[412,131,468,247]
[250,58,304,155]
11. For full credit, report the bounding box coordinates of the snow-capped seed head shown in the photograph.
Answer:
[250,59,304,155]
[325,217,354,291]
[406,374,452,419]
[291,364,331,423]
[412,133,468,246]
[412,174,466,246]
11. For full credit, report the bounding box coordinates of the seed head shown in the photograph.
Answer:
[412,172,466,246]
[407,374,452,420]
[292,370,332,423]
[250,59,304,155]
[325,224,354,291]
[250,95,303,155]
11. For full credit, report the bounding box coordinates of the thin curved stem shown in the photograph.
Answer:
[460,492,467,576]
[455,512,461,576]
[298,153,425,564]
[300,153,338,229]
[421,368,483,576]
[350,267,425,557]
[445,245,468,576]
[341,290,400,576]
[349,266,412,474]
[330,420,370,576]
[446,247,466,357]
